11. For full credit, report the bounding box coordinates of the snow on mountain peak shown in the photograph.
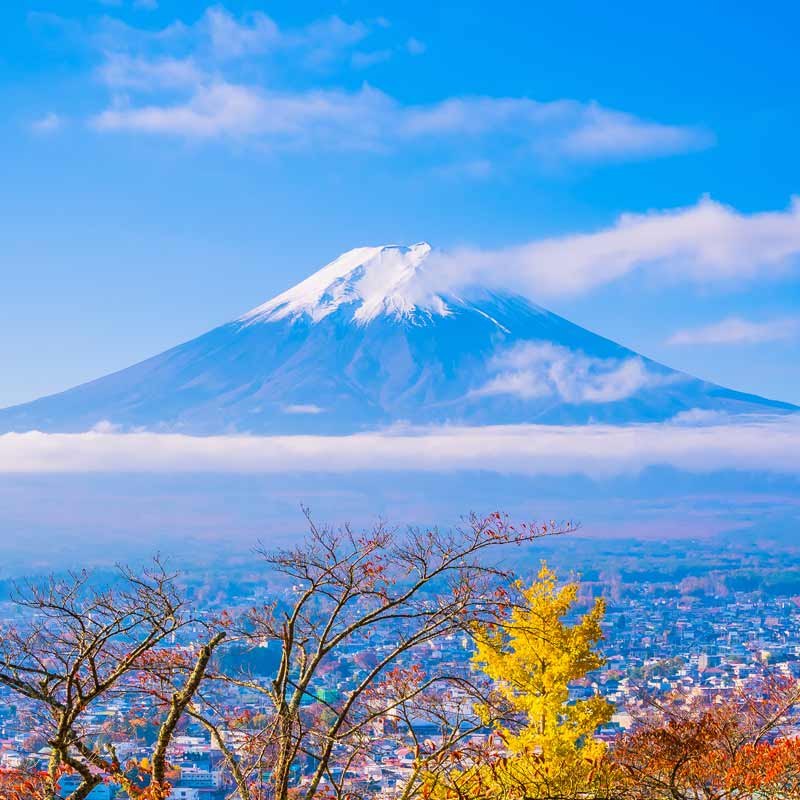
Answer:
[239,242,452,325]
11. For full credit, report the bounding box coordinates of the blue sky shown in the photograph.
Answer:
[3,0,800,408]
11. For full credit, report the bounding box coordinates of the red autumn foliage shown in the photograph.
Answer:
[612,674,800,800]
[0,767,50,800]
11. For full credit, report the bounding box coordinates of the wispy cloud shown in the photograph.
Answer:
[90,81,709,161]
[558,104,713,161]
[283,404,325,415]
[473,342,671,403]
[90,6,367,62]
[668,316,800,345]
[1,416,798,476]
[351,34,425,69]
[99,0,158,8]
[405,37,426,55]
[201,6,280,59]
[351,49,393,69]
[97,53,203,89]
[423,197,800,296]
[92,82,397,145]
[397,97,710,161]
[432,159,494,180]
[31,112,64,133]
[36,4,709,165]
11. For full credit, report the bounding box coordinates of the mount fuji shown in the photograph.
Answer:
[1,243,795,435]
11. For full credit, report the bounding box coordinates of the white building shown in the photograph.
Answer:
[168,789,200,800]
[179,764,223,788]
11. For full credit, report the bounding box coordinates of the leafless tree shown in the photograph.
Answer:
[0,559,225,800]
[193,511,573,800]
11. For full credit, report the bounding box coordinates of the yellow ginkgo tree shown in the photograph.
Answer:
[425,562,614,799]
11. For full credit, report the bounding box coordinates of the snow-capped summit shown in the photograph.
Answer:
[0,243,796,435]
[240,242,449,325]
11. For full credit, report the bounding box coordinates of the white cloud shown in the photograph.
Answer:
[283,404,325,415]
[94,81,272,138]
[351,49,393,69]
[474,342,669,403]
[669,408,732,425]
[397,97,709,162]
[406,37,426,55]
[668,316,800,346]
[97,54,203,89]
[31,112,63,133]
[92,82,397,146]
[423,197,800,297]
[77,5,708,164]
[0,416,798,476]
[99,0,158,7]
[91,420,122,433]
[296,16,369,65]
[431,159,494,181]
[395,97,709,161]
[91,80,708,163]
[202,6,279,58]
[559,104,713,160]
[93,6,367,63]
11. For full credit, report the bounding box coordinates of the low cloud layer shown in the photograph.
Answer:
[1,416,798,477]
[422,197,800,296]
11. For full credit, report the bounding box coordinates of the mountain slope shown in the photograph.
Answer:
[1,243,795,435]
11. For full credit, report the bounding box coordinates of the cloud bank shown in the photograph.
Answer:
[1,416,798,477]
